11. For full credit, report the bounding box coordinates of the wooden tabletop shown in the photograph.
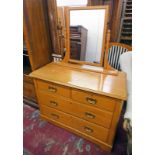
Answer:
[30,62,127,100]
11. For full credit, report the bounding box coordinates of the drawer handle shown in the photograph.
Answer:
[50,101,58,107]
[48,86,57,92]
[84,126,93,133]
[51,113,59,119]
[86,97,97,105]
[85,112,95,119]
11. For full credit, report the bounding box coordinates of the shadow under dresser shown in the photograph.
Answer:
[30,62,127,151]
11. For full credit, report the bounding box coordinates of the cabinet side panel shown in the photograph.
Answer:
[106,100,123,146]
[23,0,52,70]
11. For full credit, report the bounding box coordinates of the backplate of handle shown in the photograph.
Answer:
[84,126,93,133]
[85,112,95,119]
[86,97,97,105]
[50,101,58,107]
[51,113,59,119]
[48,86,57,92]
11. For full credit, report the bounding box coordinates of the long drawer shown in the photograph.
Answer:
[37,91,113,128]
[71,89,116,112]
[36,80,70,98]
[41,105,109,142]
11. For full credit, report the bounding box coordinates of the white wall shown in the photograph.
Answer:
[57,0,88,6]
[70,10,105,63]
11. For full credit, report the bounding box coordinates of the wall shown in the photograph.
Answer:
[70,10,105,63]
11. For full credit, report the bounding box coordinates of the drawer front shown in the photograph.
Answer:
[23,81,36,101]
[41,105,109,142]
[23,75,33,84]
[36,80,70,98]
[38,91,113,128]
[71,89,116,112]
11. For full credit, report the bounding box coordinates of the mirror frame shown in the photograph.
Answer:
[63,5,109,67]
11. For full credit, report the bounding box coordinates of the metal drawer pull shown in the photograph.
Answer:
[85,112,95,119]
[84,127,93,133]
[48,86,57,92]
[50,101,58,107]
[51,113,59,119]
[86,97,97,105]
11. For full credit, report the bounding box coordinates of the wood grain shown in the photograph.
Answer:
[30,62,127,100]
[23,81,36,101]
[37,90,113,128]
[47,0,61,55]
[41,105,109,142]
[23,0,52,70]
[36,79,71,98]
[41,114,112,151]
[71,88,116,112]
[31,63,127,151]
[107,100,123,145]
[110,0,123,42]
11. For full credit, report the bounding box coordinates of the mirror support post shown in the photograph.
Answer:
[104,30,111,69]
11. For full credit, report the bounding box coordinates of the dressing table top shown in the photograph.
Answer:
[30,62,127,100]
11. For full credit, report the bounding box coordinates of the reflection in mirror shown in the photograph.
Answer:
[70,9,105,64]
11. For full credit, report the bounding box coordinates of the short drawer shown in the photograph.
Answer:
[41,105,72,127]
[23,81,36,101]
[36,80,70,98]
[38,91,113,128]
[41,105,109,142]
[71,89,116,112]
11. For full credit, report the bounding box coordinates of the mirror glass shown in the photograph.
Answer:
[69,9,106,64]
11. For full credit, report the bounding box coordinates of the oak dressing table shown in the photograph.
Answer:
[30,6,127,151]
